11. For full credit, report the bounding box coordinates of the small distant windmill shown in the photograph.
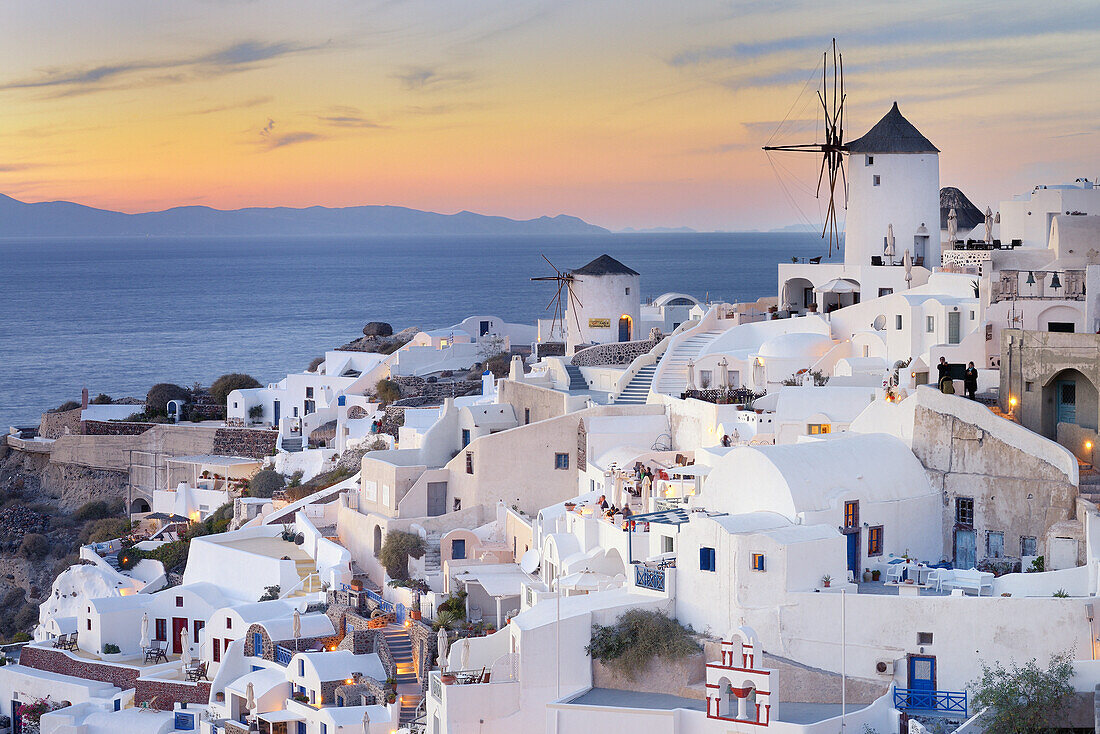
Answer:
[531,255,583,342]
[763,38,848,255]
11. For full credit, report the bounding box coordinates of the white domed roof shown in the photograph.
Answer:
[757,331,834,360]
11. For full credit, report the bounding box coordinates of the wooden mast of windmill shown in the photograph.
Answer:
[762,38,847,255]
[531,254,584,344]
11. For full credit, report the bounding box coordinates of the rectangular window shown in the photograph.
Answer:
[226,617,232,629]
[662,536,674,553]
[878,287,893,297]
[465,451,473,475]
[175,596,183,607]
[554,453,570,470]
[987,531,1005,558]
[873,174,881,186]
[844,500,859,528]
[87,618,92,631]
[524,408,530,425]
[213,638,221,663]
[194,620,204,640]
[751,553,766,572]
[866,155,874,166]
[808,423,831,435]
[310,690,316,705]
[461,429,470,447]
[868,526,883,556]
[917,632,933,646]
[955,497,974,526]
[304,400,315,415]
[970,310,976,321]
[1021,535,1038,557]
[155,618,167,641]
[1048,321,1076,333]
[625,287,631,295]
[1025,381,1034,392]
[305,387,314,399]
[299,659,305,676]
[926,315,935,333]
[895,315,903,330]
[699,546,716,572]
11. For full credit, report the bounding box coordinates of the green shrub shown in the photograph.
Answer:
[248,404,265,419]
[970,651,1074,733]
[259,585,281,601]
[210,373,262,406]
[81,517,131,544]
[50,400,82,413]
[586,609,701,679]
[375,379,401,404]
[146,383,190,415]
[74,500,111,523]
[249,470,285,498]
[377,530,426,580]
[287,470,303,488]
[91,393,113,405]
[18,533,49,558]
[103,643,121,654]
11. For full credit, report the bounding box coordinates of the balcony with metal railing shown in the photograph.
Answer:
[893,686,967,716]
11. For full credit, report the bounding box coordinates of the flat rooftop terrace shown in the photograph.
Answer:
[566,689,868,724]
[216,536,311,562]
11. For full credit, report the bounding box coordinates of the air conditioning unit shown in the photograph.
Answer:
[875,660,894,675]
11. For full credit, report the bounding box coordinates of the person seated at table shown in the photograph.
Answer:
[597,494,609,509]
[621,505,633,519]
[605,505,618,519]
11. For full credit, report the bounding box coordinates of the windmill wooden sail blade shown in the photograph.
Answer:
[531,255,574,343]
[762,38,848,255]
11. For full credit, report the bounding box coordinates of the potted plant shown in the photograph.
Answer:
[821,574,832,588]
[564,501,576,512]
[871,569,881,582]
[862,568,872,583]
[441,671,456,685]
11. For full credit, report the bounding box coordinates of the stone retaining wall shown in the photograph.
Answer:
[134,678,211,707]
[212,428,278,459]
[82,420,154,436]
[571,338,660,366]
[38,408,83,439]
[20,645,138,690]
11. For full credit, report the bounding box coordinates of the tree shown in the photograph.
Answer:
[50,400,81,413]
[377,530,426,580]
[477,333,507,362]
[375,379,401,404]
[210,373,261,406]
[90,393,113,404]
[970,652,1075,733]
[146,383,191,415]
[248,469,285,498]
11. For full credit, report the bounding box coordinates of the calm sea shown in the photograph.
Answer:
[0,232,835,426]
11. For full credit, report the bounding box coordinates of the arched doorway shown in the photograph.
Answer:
[130,497,151,514]
[781,277,814,312]
[1042,369,1098,438]
[618,315,632,342]
[373,525,383,555]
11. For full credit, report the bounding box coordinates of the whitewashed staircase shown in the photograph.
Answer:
[652,329,726,396]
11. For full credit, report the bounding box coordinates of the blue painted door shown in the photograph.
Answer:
[846,532,859,578]
[12,699,21,734]
[618,316,631,342]
[955,529,976,569]
[1057,380,1077,425]
[452,538,466,560]
[908,655,936,709]
[273,400,281,427]
[253,632,262,656]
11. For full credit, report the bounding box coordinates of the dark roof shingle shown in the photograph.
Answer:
[846,102,938,154]
[571,254,639,276]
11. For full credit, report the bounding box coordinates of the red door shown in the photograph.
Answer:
[172,618,188,654]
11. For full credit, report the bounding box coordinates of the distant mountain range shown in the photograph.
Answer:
[0,194,609,237]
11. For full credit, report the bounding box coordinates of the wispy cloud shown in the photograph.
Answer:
[0,162,47,172]
[316,106,386,129]
[265,131,323,149]
[0,40,330,97]
[392,65,473,91]
[191,95,272,115]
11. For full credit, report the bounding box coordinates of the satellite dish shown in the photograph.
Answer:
[872,314,886,331]
[520,550,540,575]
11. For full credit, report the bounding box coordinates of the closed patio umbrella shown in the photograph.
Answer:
[436,627,449,669]
[884,223,895,259]
[717,357,729,389]
[180,626,191,667]
[140,613,150,650]
[904,249,913,287]
[293,609,301,651]
[457,638,470,670]
[984,206,994,244]
[685,359,696,391]
[947,208,957,246]
[245,681,256,711]
[362,711,370,734]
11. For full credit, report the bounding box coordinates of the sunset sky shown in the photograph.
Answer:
[1,0,1098,230]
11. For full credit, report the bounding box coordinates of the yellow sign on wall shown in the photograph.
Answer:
[588,318,611,328]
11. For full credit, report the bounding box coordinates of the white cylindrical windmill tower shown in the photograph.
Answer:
[844,102,941,270]
[565,255,641,353]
